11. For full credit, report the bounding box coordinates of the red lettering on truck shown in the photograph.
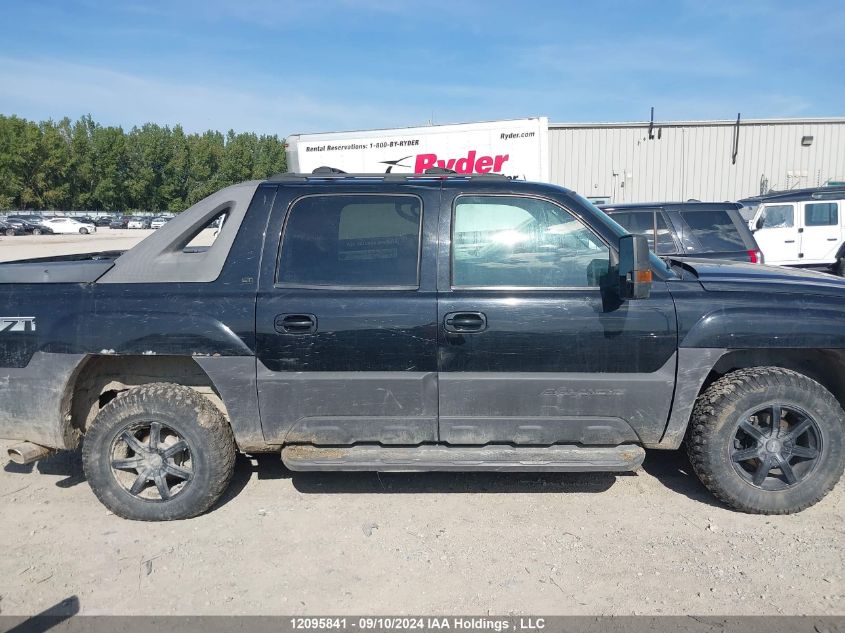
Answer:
[413,151,509,174]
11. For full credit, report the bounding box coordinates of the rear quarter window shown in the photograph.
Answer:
[678,210,745,251]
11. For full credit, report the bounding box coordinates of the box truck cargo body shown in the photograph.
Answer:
[286,117,549,181]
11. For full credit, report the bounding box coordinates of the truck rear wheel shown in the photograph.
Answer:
[687,367,845,514]
[82,382,235,521]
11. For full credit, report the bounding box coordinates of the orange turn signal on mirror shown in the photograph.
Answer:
[634,270,653,283]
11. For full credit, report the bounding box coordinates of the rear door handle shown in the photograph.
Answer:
[827,238,838,241]
[444,312,487,333]
[784,240,795,243]
[275,313,317,334]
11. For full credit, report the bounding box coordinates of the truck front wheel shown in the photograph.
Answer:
[82,382,236,521]
[687,367,845,514]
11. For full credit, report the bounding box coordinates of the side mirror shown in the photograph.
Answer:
[755,216,764,230]
[618,234,652,300]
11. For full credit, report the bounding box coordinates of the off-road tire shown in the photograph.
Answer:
[687,367,845,514]
[82,382,236,521]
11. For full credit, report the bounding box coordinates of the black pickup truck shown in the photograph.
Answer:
[1,173,844,520]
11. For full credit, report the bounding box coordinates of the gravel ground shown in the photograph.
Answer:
[0,442,842,616]
[0,228,153,262]
[0,232,843,616]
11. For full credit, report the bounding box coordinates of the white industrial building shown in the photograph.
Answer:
[287,116,845,204]
[549,118,845,204]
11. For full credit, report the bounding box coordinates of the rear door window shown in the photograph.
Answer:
[278,194,422,288]
[678,209,745,251]
[804,202,838,227]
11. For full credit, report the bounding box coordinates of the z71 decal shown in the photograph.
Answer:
[0,317,36,333]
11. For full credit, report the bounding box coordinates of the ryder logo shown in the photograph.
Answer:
[414,150,509,174]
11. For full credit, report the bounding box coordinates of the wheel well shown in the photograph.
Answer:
[703,348,845,411]
[61,355,228,448]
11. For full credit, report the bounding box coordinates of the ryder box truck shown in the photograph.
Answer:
[286,117,549,180]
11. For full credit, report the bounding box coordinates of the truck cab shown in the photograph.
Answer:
[2,172,845,520]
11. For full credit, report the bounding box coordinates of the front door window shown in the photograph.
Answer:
[452,196,610,288]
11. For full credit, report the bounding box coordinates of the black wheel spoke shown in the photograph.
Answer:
[732,447,759,463]
[163,440,188,458]
[780,459,798,485]
[154,472,171,500]
[164,463,192,481]
[112,457,144,471]
[149,422,162,450]
[752,456,771,486]
[784,418,813,441]
[770,405,782,435]
[121,431,148,455]
[791,445,819,459]
[129,469,150,495]
[739,420,765,442]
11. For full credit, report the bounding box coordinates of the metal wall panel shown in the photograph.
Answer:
[548,119,845,204]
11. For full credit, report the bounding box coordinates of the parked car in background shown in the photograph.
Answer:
[127,216,151,229]
[0,219,26,236]
[601,202,763,263]
[41,217,96,234]
[741,187,845,275]
[109,216,130,229]
[150,216,169,229]
[94,216,114,227]
[4,217,54,235]
[7,214,45,225]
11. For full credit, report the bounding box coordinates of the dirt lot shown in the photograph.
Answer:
[0,444,842,616]
[0,228,153,262]
[0,233,843,616]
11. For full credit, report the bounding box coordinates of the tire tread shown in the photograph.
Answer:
[687,366,844,514]
[82,382,235,521]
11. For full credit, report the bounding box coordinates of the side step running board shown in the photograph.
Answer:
[281,444,645,472]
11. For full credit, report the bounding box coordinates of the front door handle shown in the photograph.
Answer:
[444,312,487,333]
[784,240,795,243]
[275,313,317,334]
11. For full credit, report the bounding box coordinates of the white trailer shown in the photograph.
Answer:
[286,118,549,181]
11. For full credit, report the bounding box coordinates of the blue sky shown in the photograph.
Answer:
[1,0,843,136]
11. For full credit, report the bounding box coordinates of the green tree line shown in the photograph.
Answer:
[0,114,287,212]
